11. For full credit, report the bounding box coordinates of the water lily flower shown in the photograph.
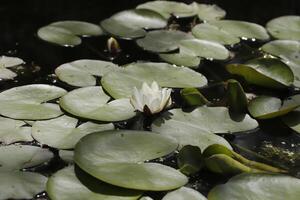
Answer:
[107,37,121,54]
[130,81,172,115]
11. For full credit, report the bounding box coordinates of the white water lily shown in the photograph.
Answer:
[130,81,172,115]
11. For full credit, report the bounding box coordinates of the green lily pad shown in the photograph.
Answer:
[136,1,196,19]
[152,107,258,139]
[47,166,142,200]
[136,30,193,53]
[281,95,300,134]
[266,16,300,40]
[74,130,188,191]
[0,145,53,171]
[261,40,300,87]
[226,57,294,89]
[0,84,66,120]
[101,62,207,99]
[248,96,300,119]
[55,59,119,87]
[192,23,240,45]
[208,173,300,200]
[100,9,167,39]
[180,88,209,106]
[177,145,203,175]
[38,21,102,46]
[162,187,207,200]
[59,150,74,164]
[191,2,226,22]
[60,86,136,122]
[209,20,270,41]
[0,116,32,144]
[0,56,24,80]
[152,107,257,150]
[32,115,114,149]
[0,171,47,200]
[226,79,248,113]
[179,39,230,60]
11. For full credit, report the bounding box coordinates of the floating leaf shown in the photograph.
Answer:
[0,56,25,80]
[191,2,226,22]
[0,84,66,120]
[162,187,207,200]
[101,62,207,99]
[266,16,300,40]
[136,30,193,53]
[209,20,270,41]
[208,173,300,200]
[0,145,53,171]
[192,23,240,45]
[226,57,294,89]
[32,115,114,149]
[0,116,32,144]
[282,95,300,134]
[177,145,203,175]
[47,166,142,200]
[59,150,74,164]
[55,59,119,87]
[74,130,188,191]
[226,79,248,113]
[100,9,167,39]
[261,40,300,87]
[0,171,47,200]
[248,96,299,119]
[180,88,209,106]
[137,1,196,19]
[38,21,103,46]
[60,86,136,122]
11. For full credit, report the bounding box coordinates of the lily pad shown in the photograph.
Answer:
[60,86,136,122]
[248,96,300,119]
[261,40,300,87]
[191,2,226,22]
[74,130,188,191]
[47,166,142,200]
[0,171,47,200]
[0,145,53,171]
[0,56,25,80]
[38,21,103,46]
[136,30,193,53]
[226,79,248,113]
[192,23,240,45]
[281,95,300,134]
[59,150,74,164]
[136,1,196,19]
[32,115,114,149]
[101,62,207,99]
[266,16,300,40]
[226,57,294,89]
[0,116,32,144]
[152,107,257,150]
[162,187,207,200]
[0,84,66,120]
[100,9,167,39]
[208,173,300,200]
[209,20,270,41]
[55,59,119,87]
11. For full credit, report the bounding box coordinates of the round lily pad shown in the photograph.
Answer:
[266,16,300,40]
[226,57,294,89]
[0,84,66,120]
[55,59,119,87]
[261,40,300,87]
[47,166,142,200]
[248,96,300,119]
[32,115,114,149]
[136,30,193,53]
[100,9,167,39]
[208,173,300,200]
[38,21,102,46]
[162,187,207,200]
[137,1,196,19]
[74,130,188,191]
[0,116,32,144]
[209,20,270,41]
[60,86,136,122]
[59,150,74,164]
[101,62,207,99]
[0,171,47,200]
[0,145,53,171]
[192,23,240,45]
[191,2,226,22]
[0,56,25,80]
[282,95,300,134]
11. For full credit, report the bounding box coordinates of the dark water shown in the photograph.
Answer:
[0,0,300,199]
